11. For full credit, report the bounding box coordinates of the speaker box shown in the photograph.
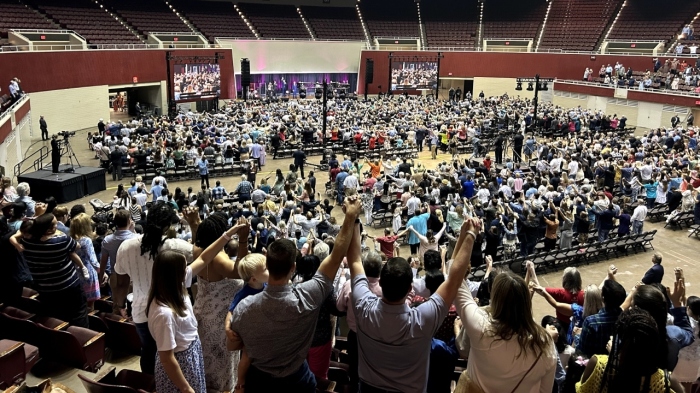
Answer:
[240,59,251,87]
[365,58,374,84]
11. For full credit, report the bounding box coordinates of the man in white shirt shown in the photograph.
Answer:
[344,172,359,191]
[406,193,421,215]
[112,203,200,375]
[568,159,579,178]
[631,204,648,234]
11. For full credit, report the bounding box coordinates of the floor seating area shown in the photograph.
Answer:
[236,3,310,39]
[0,0,56,44]
[421,0,478,48]
[31,0,141,45]
[101,0,191,37]
[539,0,621,51]
[361,0,420,39]
[168,0,254,42]
[609,0,700,45]
[302,6,365,41]
[482,0,547,40]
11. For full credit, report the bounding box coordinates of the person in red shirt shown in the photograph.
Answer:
[367,227,410,259]
[329,166,341,182]
[526,264,584,329]
[482,155,492,171]
[354,132,362,145]
[369,135,376,150]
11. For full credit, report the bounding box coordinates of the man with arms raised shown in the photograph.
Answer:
[228,195,362,392]
[348,216,479,393]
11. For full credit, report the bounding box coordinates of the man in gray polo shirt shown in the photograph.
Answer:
[348,218,479,393]
[230,196,362,393]
[98,209,135,299]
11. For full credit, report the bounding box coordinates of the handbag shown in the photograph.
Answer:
[454,350,544,393]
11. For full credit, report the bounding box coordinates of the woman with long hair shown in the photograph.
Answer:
[272,169,285,195]
[147,220,245,393]
[455,271,556,392]
[70,213,101,309]
[576,308,683,393]
[408,222,447,261]
[192,215,248,393]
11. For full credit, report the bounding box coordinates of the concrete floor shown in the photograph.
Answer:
[16,110,700,391]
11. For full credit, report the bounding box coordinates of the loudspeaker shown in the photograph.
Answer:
[365,58,374,84]
[299,89,307,99]
[240,58,251,87]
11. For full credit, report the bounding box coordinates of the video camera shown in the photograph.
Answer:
[57,130,76,139]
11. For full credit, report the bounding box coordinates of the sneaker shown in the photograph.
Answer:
[81,266,90,280]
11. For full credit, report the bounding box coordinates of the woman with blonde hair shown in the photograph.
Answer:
[455,271,556,392]
[70,213,101,309]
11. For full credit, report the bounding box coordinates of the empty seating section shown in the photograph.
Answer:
[168,0,253,42]
[31,0,140,45]
[422,0,478,48]
[237,3,310,39]
[101,0,190,36]
[539,0,621,51]
[302,6,364,40]
[609,0,700,44]
[361,0,419,39]
[0,0,56,42]
[482,0,547,40]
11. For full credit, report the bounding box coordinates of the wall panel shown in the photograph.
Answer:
[29,86,110,142]
[0,49,235,99]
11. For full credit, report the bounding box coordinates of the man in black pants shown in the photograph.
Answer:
[270,132,281,159]
[50,135,61,173]
[494,133,504,164]
[40,116,48,141]
[293,147,306,179]
[512,133,524,163]
[110,147,123,181]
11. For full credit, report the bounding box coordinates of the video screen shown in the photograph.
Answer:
[173,63,220,101]
[391,61,438,90]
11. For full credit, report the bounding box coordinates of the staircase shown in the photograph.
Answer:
[233,3,259,39]
[93,0,146,43]
[356,2,372,47]
[416,2,426,48]
[296,7,316,40]
[476,1,484,50]
[596,0,625,51]
[535,0,554,51]
[20,1,61,30]
[162,0,200,35]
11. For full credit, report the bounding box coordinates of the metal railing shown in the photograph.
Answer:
[14,145,49,179]
[555,79,700,98]
[0,95,29,123]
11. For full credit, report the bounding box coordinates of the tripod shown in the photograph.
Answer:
[61,138,81,172]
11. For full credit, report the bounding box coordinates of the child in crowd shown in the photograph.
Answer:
[225,253,269,392]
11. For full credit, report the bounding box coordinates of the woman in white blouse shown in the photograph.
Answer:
[147,221,246,393]
[455,271,557,393]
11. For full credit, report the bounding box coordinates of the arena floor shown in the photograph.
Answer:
[19,111,700,390]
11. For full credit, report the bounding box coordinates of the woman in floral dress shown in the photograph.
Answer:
[70,213,100,309]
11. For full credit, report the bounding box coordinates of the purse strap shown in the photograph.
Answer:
[664,370,670,393]
[510,350,544,393]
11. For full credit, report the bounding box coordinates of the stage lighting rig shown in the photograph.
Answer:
[514,74,554,134]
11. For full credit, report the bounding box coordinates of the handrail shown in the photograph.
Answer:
[0,95,28,122]
[14,146,50,179]
[555,79,700,98]
[9,28,77,34]
[482,38,533,41]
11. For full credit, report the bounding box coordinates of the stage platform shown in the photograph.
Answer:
[17,165,107,203]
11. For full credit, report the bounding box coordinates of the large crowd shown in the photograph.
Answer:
[2,94,700,393]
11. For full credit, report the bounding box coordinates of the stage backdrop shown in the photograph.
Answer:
[235,73,358,96]
[219,39,364,74]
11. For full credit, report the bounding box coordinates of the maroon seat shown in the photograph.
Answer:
[36,323,105,372]
[79,366,155,393]
[101,313,141,355]
[0,340,39,389]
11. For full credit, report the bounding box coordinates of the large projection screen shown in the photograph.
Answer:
[218,39,364,74]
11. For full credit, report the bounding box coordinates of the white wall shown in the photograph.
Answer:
[219,40,364,74]
[29,85,109,142]
[637,102,663,129]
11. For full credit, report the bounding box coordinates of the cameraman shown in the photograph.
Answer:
[51,135,60,173]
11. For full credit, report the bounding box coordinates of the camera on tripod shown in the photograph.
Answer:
[57,130,76,139]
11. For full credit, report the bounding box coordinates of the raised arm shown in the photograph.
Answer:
[317,195,362,280]
[533,285,574,317]
[435,218,479,305]
[190,220,247,275]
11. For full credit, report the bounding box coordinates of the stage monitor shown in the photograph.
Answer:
[391,60,438,91]
[173,63,221,102]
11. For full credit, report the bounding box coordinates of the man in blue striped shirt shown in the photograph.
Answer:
[578,279,626,357]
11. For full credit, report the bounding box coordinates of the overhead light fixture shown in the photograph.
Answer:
[541,82,549,91]
[527,82,534,91]
[515,81,522,91]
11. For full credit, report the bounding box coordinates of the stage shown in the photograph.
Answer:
[17,165,107,203]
